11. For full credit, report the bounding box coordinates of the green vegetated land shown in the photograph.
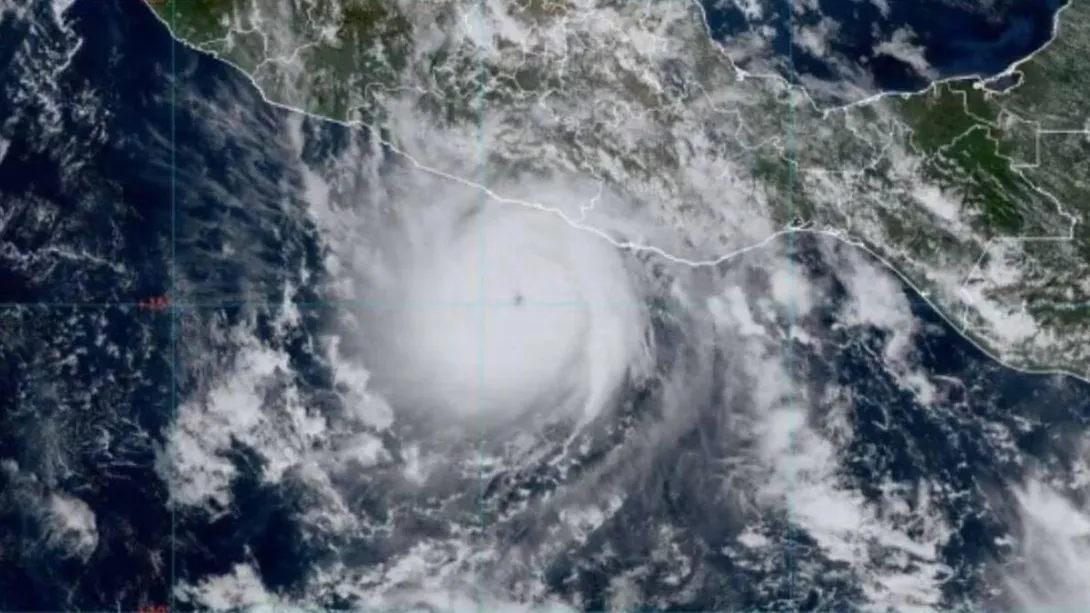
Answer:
[896,83,1039,237]
[153,0,1090,246]
[152,0,413,122]
[148,0,1090,367]
[894,0,1090,338]
[151,0,234,41]
[900,0,1090,245]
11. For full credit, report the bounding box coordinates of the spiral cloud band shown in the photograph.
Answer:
[356,177,648,428]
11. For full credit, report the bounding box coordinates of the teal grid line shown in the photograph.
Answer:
[169,0,179,606]
[2,3,1032,612]
[0,299,602,310]
[473,0,489,608]
[1,609,1084,613]
[784,0,799,603]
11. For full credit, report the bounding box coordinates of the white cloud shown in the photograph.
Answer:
[44,492,98,561]
[874,27,937,80]
[1003,480,1090,612]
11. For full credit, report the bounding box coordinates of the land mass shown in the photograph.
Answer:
[149,0,1090,375]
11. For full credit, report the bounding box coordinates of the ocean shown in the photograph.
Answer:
[0,0,1084,609]
[701,0,1068,98]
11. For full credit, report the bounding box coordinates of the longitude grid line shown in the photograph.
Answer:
[784,0,798,603]
[473,0,488,611]
[169,0,178,607]
[112,5,827,613]
[0,6,1064,613]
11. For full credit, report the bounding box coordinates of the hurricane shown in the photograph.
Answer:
[345,166,651,431]
[5,0,1090,611]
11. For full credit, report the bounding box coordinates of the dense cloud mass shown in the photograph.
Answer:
[345,169,651,430]
[3,0,1090,611]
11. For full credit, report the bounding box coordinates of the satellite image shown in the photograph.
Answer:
[1,0,1089,610]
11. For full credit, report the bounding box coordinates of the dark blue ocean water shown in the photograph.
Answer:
[0,0,338,608]
[789,236,1090,606]
[544,235,1090,611]
[0,0,1088,610]
[701,0,1067,99]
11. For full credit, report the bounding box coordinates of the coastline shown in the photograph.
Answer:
[138,0,1090,386]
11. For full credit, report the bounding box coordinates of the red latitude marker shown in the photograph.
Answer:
[138,296,171,312]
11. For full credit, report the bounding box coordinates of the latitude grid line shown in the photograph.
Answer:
[0,300,608,310]
[0,6,761,613]
[13,607,1090,613]
[0,11,1071,613]
[3,606,1090,613]
[0,2,912,612]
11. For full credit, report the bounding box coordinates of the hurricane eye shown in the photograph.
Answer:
[356,196,646,429]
